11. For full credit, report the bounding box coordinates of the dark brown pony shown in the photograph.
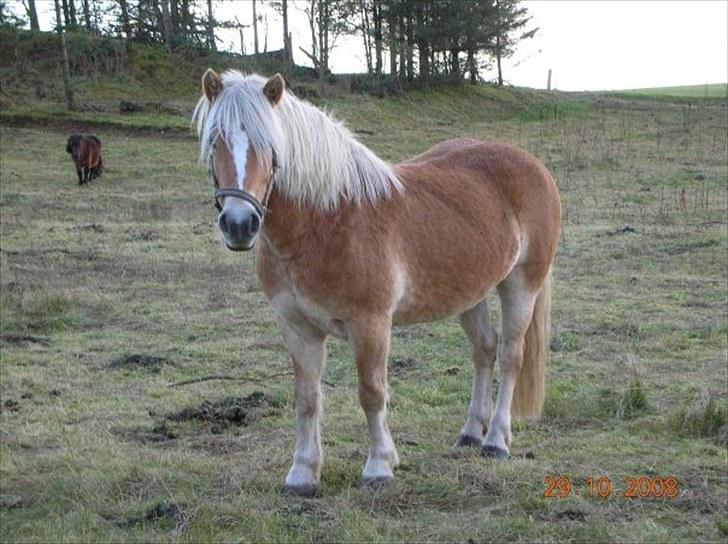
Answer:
[66,134,103,185]
[194,70,561,496]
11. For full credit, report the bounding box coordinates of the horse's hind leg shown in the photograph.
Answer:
[350,317,399,485]
[456,299,497,447]
[483,267,540,458]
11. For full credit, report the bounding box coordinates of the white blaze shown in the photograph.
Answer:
[229,131,250,190]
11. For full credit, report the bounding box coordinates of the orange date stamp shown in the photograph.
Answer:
[544,475,679,499]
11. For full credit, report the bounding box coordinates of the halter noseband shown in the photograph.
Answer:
[214,187,267,216]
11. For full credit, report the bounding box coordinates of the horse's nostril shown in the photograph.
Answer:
[249,213,261,235]
[219,211,230,234]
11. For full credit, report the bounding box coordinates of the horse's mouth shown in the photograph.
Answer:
[225,240,255,252]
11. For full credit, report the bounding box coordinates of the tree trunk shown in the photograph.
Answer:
[54,0,75,110]
[181,0,190,39]
[317,0,326,81]
[495,0,503,85]
[68,0,77,26]
[373,0,382,76]
[496,32,503,85]
[161,0,173,49]
[450,48,462,81]
[405,12,414,81]
[467,47,477,84]
[387,5,396,75]
[359,1,372,75]
[61,0,70,27]
[252,0,259,54]
[170,0,179,34]
[398,13,406,79]
[206,0,215,50]
[119,0,132,38]
[27,0,40,30]
[282,0,292,68]
[81,0,91,29]
[415,1,428,81]
[136,0,145,40]
[323,0,329,77]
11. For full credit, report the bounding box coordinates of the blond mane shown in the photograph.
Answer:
[193,70,402,211]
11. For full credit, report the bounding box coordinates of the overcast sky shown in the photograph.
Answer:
[27,0,728,91]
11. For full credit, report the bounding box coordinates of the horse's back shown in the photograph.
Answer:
[396,138,560,256]
[386,138,559,323]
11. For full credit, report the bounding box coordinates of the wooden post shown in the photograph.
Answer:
[547,69,552,92]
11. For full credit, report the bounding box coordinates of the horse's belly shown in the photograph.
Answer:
[391,280,491,326]
[391,234,519,325]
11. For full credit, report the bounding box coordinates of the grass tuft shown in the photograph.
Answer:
[673,391,728,445]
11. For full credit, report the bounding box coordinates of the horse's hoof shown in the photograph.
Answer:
[283,483,318,497]
[361,476,393,490]
[481,444,510,459]
[456,434,482,448]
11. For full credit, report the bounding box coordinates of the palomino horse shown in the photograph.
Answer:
[66,134,104,185]
[193,70,560,495]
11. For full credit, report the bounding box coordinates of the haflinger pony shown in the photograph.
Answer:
[66,134,103,185]
[193,69,560,496]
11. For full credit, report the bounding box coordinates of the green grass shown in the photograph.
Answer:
[1,55,727,542]
[619,83,728,98]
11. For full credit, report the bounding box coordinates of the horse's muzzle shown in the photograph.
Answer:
[218,202,261,251]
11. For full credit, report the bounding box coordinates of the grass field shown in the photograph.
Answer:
[1,77,727,542]
[619,83,728,98]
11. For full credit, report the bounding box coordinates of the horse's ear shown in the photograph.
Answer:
[202,68,223,102]
[263,73,285,106]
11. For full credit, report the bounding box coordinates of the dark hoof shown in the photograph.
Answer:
[456,434,482,448]
[361,476,393,490]
[283,484,318,497]
[481,444,509,459]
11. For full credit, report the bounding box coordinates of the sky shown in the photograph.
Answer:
[24,0,728,91]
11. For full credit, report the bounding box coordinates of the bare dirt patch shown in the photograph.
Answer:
[165,391,282,432]
[389,357,420,377]
[0,334,50,347]
[107,354,171,373]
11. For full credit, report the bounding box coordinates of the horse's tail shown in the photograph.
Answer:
[511,272,551,418]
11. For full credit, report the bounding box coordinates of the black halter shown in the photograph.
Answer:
[211,149,277,217]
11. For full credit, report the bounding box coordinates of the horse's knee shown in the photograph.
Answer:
[358,379,386,412]
[475,329,498,366]
[499,338,525,372]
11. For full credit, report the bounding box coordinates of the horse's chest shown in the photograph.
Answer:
[271,289,349,339]
[258,253,350,339]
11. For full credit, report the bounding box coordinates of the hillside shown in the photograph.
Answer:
[0,26,598,135]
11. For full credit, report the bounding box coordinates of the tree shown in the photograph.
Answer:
[118,0,132,38]
[81,0,91,30]
[252,0,258,54]
[68,0,77,27]
[161,0,173,49]
[22,0,40,30]
[492,0,537,85]
[53,0,75,110]
[271,0,294,69]
[205,0,215,50]
[299,0,352,82]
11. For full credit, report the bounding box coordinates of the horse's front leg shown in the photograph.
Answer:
[277,313,326,496]
[350,317,399,485]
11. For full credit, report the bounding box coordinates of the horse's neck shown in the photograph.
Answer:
[261,190,330,261]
